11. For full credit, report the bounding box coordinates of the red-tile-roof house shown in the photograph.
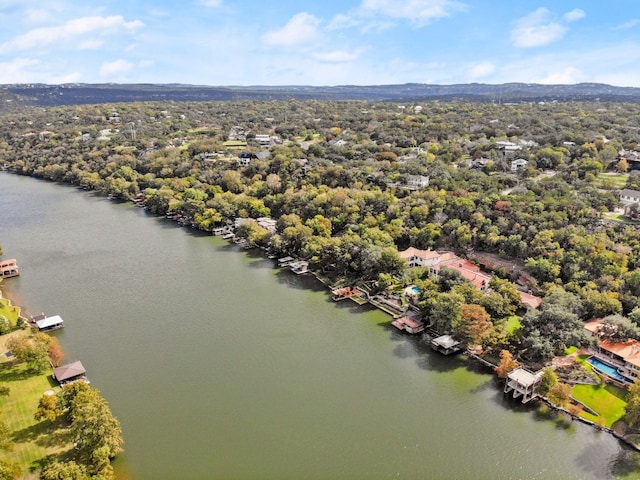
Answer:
[391,314,425,334]
[397,247,442,268]
[584,320,640,382]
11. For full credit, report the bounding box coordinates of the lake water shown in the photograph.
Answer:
[1,171,639,479]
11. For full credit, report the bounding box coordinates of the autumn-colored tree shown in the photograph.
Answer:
[0,460,21,480]
[34,393,63,422]
[48,336,64,367]
[547,382,572,409]
[453,303,494,346]
[6,331,51,373]
[495,349,519,378]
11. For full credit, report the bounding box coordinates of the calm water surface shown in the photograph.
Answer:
[1,172,639,480]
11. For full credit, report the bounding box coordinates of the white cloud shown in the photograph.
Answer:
[312,50,361,63]
[197,0,222,7]
[78,39,104,50]
[262,13,321,48]
[0,16,144,54]
[613,19,640,30]
[0,58,40,83]
[24,9,54,25]
[469,61,495,79]
[493,42,640,86]
[0,57,80,84]
[327,13,358,30]
[540,66,585,84]
[511,8,566,48]
[563,8,585,22]
[100,59,134,77]
[359,0,467,26]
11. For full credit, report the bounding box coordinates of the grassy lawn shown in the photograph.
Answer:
[0,330,73,474]
[502,315,521,335]
[603,212,635,223]
[571,383,627,427]
[0,297,22,327]
[594,172,629,189]
[222,140,247,149]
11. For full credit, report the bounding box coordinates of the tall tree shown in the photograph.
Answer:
[495,350,519,378]
[625,381,640,429]
[70,387,123,462]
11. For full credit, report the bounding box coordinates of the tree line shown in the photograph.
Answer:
[2,99,640,364]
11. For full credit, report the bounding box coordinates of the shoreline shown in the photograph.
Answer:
[2,171,639,474]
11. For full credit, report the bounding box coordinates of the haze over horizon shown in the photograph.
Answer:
[1,0,639,88]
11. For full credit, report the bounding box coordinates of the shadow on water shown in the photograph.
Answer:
[573,440,640,479]
[415,350,466,373]
[608,447,640,479]
[273,269,327,293]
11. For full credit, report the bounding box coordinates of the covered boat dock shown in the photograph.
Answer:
[52,360,87,385]
[35,315,64,332]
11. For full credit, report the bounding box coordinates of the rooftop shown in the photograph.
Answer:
[53,360,86,382]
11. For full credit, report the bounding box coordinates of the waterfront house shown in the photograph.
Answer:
[584,320,640,382]
[398,247,442,268]
[331,286,360,301]
[503,368,543,403]
[431,335,463,355]
[0,259,19,278]
[391,314,425,334]
[52,360,87,385]
[35,315,64,332]
[398,248,493,292]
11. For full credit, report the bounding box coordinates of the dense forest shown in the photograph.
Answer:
[2,98,640,365]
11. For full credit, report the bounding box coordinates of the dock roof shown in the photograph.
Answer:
[53,360,86,382]
[36,315,64,330]
[431,334,460,349]
[507,368,542,387]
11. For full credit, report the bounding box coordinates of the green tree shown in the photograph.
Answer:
[625,381,640,429]
[520,290,589,362]
[35,393,63,422]
[424,291,463,333]
[40,461,88,480]
[537,367,559,396]
[6,331,51,373]
[0,460,21,480]
[599,314,640,342]
[70,387,123,461]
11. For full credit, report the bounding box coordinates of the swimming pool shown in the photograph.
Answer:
[586,356,633,383]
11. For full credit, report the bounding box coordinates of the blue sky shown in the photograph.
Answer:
[1,0,640,86]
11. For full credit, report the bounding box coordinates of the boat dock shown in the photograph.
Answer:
[0,259,19,278]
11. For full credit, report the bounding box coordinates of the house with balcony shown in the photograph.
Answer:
[584,320,640,383]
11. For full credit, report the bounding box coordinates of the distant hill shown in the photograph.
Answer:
[1,82,640,108]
